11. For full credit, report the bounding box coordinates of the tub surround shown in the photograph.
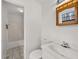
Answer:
[7,40,24,49]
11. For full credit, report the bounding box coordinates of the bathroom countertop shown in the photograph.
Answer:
[41,42,78,59]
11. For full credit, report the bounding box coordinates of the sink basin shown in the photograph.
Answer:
[42,42,78,59]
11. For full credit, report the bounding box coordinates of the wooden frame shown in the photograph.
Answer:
[56,0,78,26]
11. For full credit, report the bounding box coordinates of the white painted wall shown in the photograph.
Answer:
[41,0,78,50]
[24,1,42,59]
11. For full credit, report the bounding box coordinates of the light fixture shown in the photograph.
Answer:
[17,8,23,13]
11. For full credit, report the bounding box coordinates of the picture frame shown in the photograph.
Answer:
[56,0,78,26]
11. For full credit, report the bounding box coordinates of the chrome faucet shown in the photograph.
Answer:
[61,41,70,48]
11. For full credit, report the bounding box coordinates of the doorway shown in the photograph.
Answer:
[2,1,24,59]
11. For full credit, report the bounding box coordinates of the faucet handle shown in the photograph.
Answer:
[61,41,70,48]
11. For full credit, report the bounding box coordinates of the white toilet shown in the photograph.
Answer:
[29,49,42,59]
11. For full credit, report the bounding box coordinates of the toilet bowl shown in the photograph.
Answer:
[29,49,42,59]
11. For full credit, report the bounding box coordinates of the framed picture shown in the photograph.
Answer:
[56,0,78,26]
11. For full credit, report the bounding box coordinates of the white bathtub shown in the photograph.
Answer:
[41,42,78,59]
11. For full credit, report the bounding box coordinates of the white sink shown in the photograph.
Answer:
[42,42,78,59]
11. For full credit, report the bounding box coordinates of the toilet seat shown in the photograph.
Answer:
[30,49,42,59]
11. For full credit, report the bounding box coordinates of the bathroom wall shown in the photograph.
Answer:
[41,0,78,49]
[24,1,42,59]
